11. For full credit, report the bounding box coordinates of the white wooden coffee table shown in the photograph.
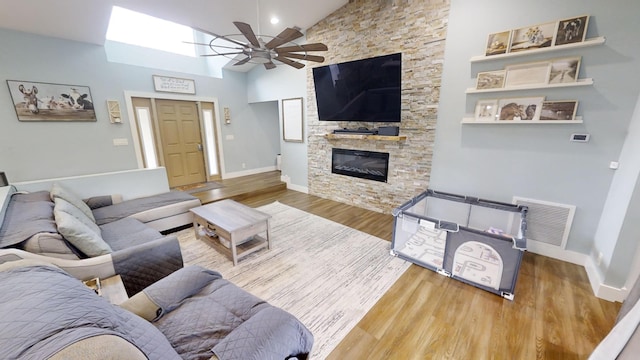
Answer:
[190,199,271,265]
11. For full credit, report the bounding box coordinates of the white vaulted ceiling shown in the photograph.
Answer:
[0,0,347,45]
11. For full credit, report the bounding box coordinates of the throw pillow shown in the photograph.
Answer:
[50,182,96,222]
[54,211,112,257]
[54,197,101,235]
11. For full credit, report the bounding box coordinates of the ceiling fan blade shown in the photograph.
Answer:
[275,43,328,53]
[183,41,243,51]
[192,26,249,48]
[279,52,325,63]
[234,57,252,66]
[274,56,305,69]
[201,52,243,57]
[265,27,303,49]
[264,62,277,70]
[233,21,261,48]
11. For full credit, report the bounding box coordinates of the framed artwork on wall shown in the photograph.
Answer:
[497,97,544,121]
[548,57,581,84]
[282,97,304,142]
[509,22,556,53]
[504,61,551,87]
[6,80,96,122]
[475,99,499,121]
[554,15,589,46]
[540,100,578,120]
[485,31,511,56]
[476,70,506,90]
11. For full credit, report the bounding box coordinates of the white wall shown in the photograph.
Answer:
[432,0,640,268]
[247,60,309,191]
[0,28,280,182]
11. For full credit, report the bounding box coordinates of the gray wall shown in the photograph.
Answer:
[0,28,280,182]
[431,0,640,262]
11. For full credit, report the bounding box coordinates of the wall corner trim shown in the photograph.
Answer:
[584,256,628,302]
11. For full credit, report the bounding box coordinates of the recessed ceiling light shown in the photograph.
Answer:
[270,17,279,25]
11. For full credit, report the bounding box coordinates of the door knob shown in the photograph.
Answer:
[197,143,203,151]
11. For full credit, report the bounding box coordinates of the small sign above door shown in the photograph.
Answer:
[152,75,196,94]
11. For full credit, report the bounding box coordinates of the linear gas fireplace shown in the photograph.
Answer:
[332,148,390,183]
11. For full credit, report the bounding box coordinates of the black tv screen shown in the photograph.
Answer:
[312,53,401,122]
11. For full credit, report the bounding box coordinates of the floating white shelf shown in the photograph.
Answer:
[461,116,583,124]
[466,78,593,94]
[470,37,606,63]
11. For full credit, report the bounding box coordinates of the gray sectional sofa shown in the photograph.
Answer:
[0,182,201,295]
[0,261,314,359]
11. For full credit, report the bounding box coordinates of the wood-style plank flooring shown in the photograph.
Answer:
[182,171,621,359]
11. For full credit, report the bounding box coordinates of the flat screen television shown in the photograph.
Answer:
[312,53,401,122]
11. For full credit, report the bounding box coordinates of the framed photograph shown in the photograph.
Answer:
[498,97,544,121]
[504,61,551,88]
[485,31,512,56]
[282,97,304,142]
[554,15,589,46]
[476,71,506,90]
[540,100,578,120]
[548,57,581,84]
[475,99,499,122]
[6,80,96,122]
[509,22,556,53]
[152,75,196,94]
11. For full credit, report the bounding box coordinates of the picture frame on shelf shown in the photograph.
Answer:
[475,99,499,122]
[540,100,578,120]
[548,57,581,84]
[504,61,551,88]
[554,15,589,46]
[485,31,512,56]
[476,70,506,90]
[509,22,556,53]
[498,97,544,121]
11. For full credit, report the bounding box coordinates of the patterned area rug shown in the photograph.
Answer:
[174,201,410,359]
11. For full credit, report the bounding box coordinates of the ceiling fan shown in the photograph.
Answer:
[190,22,328,70]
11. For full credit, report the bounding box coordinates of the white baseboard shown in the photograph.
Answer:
[584,256,627,302]
[280,175,308,193]
[223,166,276,179]
[527,240,627,302]
[526,240,587,266]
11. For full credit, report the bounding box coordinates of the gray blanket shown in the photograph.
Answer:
[144,266,314,360]
[0,191,57,248]
[0,264,181,359]
[93,191,197,225]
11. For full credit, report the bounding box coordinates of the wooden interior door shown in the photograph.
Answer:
[156,99,206,187]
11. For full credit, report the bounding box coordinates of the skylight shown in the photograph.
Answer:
[106,6,195,57]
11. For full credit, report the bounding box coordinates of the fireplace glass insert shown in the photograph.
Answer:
[331,148,389,183]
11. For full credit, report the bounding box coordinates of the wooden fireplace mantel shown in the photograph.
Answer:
[323,134,407,141]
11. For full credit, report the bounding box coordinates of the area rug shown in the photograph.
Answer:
[174,201,410,359]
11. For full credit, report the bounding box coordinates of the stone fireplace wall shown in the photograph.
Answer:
[306,0,450,213]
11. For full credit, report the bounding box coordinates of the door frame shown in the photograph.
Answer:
[123,90,226,180]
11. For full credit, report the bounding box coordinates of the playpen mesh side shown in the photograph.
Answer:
[443,229,523,293]
[404,196,524,239]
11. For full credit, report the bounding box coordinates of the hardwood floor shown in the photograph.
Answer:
[188,171,621,359]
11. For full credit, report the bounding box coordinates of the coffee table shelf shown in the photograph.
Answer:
[190,199,271,265]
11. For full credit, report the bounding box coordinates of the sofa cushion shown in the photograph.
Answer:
[21,232,81,259]
[50,182,95,222]
[0,191,58,249]
[99,217,164,251]
[92,191,199,225]
[54,210,112,257]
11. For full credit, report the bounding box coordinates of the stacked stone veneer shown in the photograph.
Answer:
[306,0,450,213]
